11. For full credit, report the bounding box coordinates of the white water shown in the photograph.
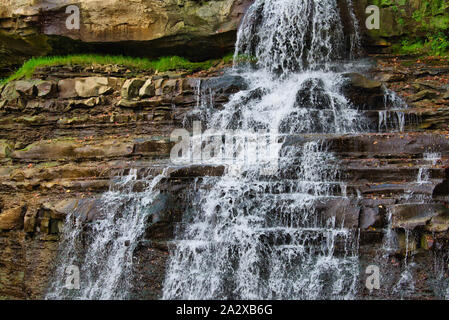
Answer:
[46,169,167,299]
[163,0,363,300]
[45,0,445,300]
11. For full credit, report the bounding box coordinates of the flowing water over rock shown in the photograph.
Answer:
[46,169,167,299]
[45,0,448,300]
[163,0,365,300]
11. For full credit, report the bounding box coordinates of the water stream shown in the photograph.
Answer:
[163,0,364,300]
[46,0,447,300]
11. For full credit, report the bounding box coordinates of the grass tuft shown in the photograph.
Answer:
[1,53,237,85]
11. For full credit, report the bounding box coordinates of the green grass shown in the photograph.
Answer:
[1,53,236,85]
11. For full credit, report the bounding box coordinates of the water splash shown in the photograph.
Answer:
[417,153,440,185]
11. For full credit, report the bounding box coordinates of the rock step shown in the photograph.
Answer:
[170,227,357,254]
[283,132,449,157]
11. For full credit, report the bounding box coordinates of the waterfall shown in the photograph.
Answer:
[46,169,167,299]
[235,0,359,73]
[46,0,442,300]
[163,0,363,300]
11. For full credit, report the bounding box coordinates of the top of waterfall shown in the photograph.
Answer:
[234,0,361,75]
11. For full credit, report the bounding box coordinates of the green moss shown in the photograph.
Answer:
[393,32,449,56]
[1,53,238,85]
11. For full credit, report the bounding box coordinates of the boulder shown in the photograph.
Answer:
[1,82,19,101]
[58,79,78,99]
[391,204,449,230]
[122,79,145,99]
[0,206,25,231]
[15,80,37,98]
[74,77,113,98]
[36,81,56,97]
[139,79,156,98]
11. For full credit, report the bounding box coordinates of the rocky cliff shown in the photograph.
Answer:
[0,55,449,299]
[0,0,252,77]
[0,0,449,300]
[1,1,448,77]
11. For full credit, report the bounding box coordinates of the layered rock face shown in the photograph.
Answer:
[0,0,449,300]
[0,56,449,299]
[0,63,244,299]
[2,0,448,77]
[0,0,252,75]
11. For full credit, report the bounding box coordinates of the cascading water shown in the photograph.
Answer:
[46,169,167,299]
[163,0,364,300]
[45,0,447,300]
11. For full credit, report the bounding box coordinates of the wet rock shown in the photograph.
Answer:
[391,204,449,230]
[167,165,226,178]
[425,213,449,233]
[420,234,434,250]
[360,207,382,229]
[202,75,248,95]
[397,231,417,254]
[295,78,331,109]
[322,198,360,228]
[342,73,384,109]
[145,194,180,241]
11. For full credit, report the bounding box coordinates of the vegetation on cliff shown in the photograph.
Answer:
[1,54,235,85]
[362,0,449,56]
